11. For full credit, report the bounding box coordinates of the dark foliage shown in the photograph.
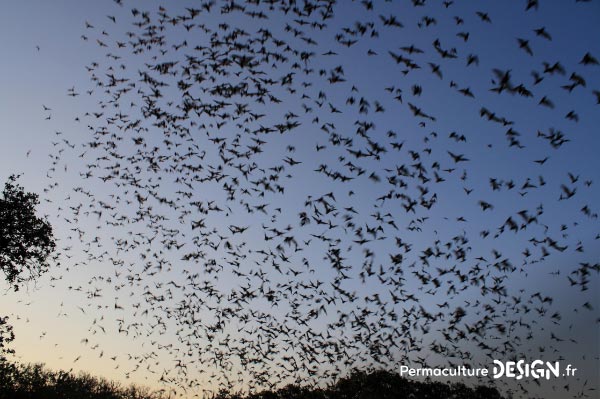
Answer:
[0,361,167,399]
[0,363,504,399]
[0,318,14,363]
[214,369,504,399]
[0,174,56,291]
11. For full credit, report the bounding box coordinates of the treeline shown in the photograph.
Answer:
[0,361,168,399]
[214,369,503,399]
[0,361,504,399]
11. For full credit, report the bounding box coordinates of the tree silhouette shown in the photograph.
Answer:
[212,369,504,399]
[0,361,168,399]
[0,175,55,363]
[0,317,14,363]
[0,175,55,292]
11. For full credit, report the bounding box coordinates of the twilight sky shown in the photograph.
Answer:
[1,1,599,398]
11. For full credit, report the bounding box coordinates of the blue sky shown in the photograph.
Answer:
[1,1,599,398]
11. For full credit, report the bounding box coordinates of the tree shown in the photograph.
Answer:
[0,316,14,363]
[208,369,504,399]
[0,175,55,363]
[0,175,55,292]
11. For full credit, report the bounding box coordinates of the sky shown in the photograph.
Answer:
[1,1,599,398]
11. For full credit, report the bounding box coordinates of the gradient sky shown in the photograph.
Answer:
[1,1,599,398]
